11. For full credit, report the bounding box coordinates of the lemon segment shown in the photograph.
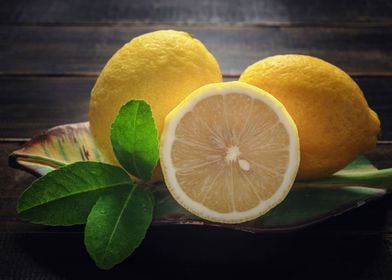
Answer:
[160,81,300,224]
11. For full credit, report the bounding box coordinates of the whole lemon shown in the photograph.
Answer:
[89,30,222,166]
[240,54,380,180]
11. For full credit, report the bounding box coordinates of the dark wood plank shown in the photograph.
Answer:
[1,0,391,25]
[357,77,392,141]
[0,77,91,138]
[0,142,34,196]
[1,76,391,139]
[0,230,391,279]
[1,26,392,76]
[367,144,392,169]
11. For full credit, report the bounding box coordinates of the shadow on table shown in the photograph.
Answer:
[2,198,391,280]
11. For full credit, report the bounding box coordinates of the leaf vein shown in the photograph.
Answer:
[101,184,137,264]
[18,181,131,213]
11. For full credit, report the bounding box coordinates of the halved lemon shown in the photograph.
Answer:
[160,81,300,224]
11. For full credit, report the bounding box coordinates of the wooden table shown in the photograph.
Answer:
[1,1,391,279]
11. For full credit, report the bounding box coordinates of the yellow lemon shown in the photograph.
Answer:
[240,54,380,180]
[160,81,300,223]
[89,30,222,167]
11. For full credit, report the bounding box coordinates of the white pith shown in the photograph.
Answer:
[160,82,300,224]
[225,145,241,163]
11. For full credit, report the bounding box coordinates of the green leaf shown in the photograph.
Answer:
[17,162,132,225]
[85,184,154,269]
[151,182,386,231]
[257,186,386,228]
[111,100,159,181]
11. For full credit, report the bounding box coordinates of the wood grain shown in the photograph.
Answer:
[0,0,391,277]
[0,230,391,279]
[0,77,91,138]
[0,76,390,139]
[1,0,391,25]
[1,26,391,76]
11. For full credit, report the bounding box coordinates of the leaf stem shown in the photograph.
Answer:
[294,168,392,191]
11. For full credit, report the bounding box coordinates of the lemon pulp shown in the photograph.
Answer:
[160,82,300,224]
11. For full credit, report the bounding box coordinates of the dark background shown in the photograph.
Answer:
[0,1,391,279]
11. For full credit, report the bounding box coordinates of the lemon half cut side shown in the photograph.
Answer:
[160,81,300,224]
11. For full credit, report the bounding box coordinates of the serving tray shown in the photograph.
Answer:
[9,122,392,233]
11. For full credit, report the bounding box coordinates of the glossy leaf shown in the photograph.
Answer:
[85,184,154,269]
[17,162,132,225]
[111,100,159,181]
[151,183,386,232]
[255,186,386,229]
